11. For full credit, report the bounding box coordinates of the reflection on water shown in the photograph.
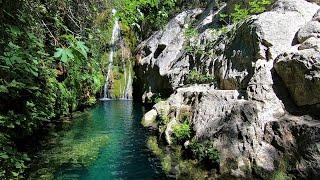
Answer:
[30,101,167,180]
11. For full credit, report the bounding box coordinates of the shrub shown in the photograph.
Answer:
[147,136,164,157]
[272,170,291,180]
[173,122,191,142]
[220,0,272,23]
[189,140,220,165]
[184,27,199,38]
[153,94,164,104]
[161,155,172,174]
[186,70,215,84]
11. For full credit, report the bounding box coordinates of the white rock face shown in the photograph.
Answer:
[135,9,204,103]
[298,21,320,43]
[299,37,320,50]
[141,109,158,128]
[139,0,320,178]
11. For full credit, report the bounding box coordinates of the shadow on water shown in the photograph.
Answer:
[30,101,168,179]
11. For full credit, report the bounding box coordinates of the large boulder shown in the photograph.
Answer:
[264,116,320,179]
[216,0,319,91]
[275,4,320,107]
[274,50,320,106]
[145,84,320,178]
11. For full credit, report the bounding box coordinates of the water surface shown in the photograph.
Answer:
[52,101,167,179]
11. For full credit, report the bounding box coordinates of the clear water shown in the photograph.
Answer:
[53,101,167,180]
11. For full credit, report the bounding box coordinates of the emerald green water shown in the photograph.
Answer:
[46,101,167,179]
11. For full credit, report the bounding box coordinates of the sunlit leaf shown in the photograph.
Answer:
[54,48,74,63]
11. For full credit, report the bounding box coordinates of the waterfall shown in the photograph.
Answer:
[101,9,120,101]
[120,49,133,100]
[124,61,133,100]
[101,9,133,100]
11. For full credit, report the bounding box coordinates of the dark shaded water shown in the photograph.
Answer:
[53,101,167,179]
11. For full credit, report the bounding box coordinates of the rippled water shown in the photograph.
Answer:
[53,101,167,179]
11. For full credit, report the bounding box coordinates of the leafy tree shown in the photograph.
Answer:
[0,0,106,178]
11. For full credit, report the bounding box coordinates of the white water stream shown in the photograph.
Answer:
[101,9,132,100]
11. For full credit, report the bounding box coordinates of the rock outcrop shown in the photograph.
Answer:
[275,51,320,106]
[275,9,320,107]
[138,0,320,179]
[134,9,203,103]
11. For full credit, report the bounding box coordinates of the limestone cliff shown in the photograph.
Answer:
[136,0,320,179]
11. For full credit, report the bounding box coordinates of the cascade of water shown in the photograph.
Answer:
[101,9,120,100]
[124,60,133,100]
[121,42,127,99]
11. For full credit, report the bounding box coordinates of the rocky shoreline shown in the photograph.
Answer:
[136,0,320,179]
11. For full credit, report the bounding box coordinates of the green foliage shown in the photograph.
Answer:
[152,93,165,104]
[161,155,172,173]
[189,140,220,165]
[155,97,164,103]
[249,0,272,14]
[230,4,250,23]
[159,112,170,126]
[0,0,210,179]
[272,171,291,180]
[220,0,272,23]
[114,0,209,40]
[0,0,106,179]
[173,122,191,142]
[0,135,30,179]
[115,0,177,39]
[186,70,215,84]
[184,26,212,61]
[184,27,199,38]
[147,136,164,157]
[147,136,210,178]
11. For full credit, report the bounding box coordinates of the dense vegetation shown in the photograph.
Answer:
[0,0,110,178]
[0,0,209,178]
[0,0,274,179]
